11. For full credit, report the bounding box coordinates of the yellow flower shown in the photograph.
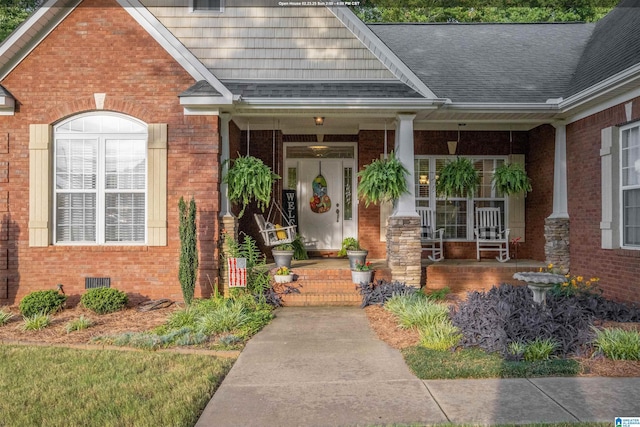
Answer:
[571,279,577,286]
[539,267,543,272]
[547,263,554,270]
[577,276,584,282]
[565,274,570,278]
[590,277,599,282]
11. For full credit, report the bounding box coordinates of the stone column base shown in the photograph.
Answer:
[220,215,239,296]
[544,217,570,273]
[386,216,422,288]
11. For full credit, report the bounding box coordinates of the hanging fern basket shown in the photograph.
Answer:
[435,157,480,199]
[492,162,532,195]
[223,155,280,217]
[357,152,409,207]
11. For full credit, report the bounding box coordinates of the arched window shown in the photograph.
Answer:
[54,113,147,244]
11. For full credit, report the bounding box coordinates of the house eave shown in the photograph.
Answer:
[236,97,449,110]
[444,101,562,113]
[0,95,15,115]
[559,63,640,114]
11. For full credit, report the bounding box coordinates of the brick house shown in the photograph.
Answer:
[1,0,639,304]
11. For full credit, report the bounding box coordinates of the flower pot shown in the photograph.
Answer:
[274,274,293,284]
[347,250,368,270]
[272,249,294,268]
[351,270,373,285]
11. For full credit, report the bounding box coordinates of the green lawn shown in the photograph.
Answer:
[0,345,234,427]
[403,347,581,380]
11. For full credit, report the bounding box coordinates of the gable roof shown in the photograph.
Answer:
[369,22,595,103]
[566,0,640,97]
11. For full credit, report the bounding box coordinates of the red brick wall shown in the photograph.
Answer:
[566,98,640,303]
[0,0,220,305]
[525,124,555,261]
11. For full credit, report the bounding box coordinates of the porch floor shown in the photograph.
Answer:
[269,258,544,306]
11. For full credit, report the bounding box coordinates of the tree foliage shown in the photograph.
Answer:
[0,0,41,42]
[353,0,617,23]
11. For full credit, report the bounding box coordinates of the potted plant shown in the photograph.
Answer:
[492,162,532,195]
[272,243,294,268]
[337,237,368,270]
[273,266,293,284]
[436,157,480,200]
[222,154,280,217]
[351,261,373,284]
[357,152,409,207]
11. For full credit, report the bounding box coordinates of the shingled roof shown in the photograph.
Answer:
[566,0,640,97]
[369,22,595,103]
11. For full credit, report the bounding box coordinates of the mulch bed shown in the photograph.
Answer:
[364,304,640,377]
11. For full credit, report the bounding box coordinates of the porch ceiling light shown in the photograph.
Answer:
[314,117,324,126]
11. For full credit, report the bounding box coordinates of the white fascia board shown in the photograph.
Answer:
[237,97,448,110]
[327,6,438,100]
[0,0,79,81]
[444,102,561,113]
[180,96,232,106]
[564,85,640,125]
[117,0,232,101]
[560,64,640,124]
[560,63,640,113]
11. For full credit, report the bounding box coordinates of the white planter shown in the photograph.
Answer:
[274,274,293,284]
[351,270,373,285]
[347,250,368,270]
[272,249,294,268]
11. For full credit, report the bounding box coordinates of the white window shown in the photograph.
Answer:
[415,156,507,240]
[621,123,640,248]
[192,0,223,12]
[54,114,147,244]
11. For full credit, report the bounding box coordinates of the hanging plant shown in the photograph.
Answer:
[436,157,480,199]
[357,152,409,207]
[492,162,532,195]
[223,154,280,217]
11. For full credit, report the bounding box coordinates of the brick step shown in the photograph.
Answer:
[281,292,361,307]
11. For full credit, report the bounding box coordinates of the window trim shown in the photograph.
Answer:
[53,113,148,246]
[190,0,224,14]
[415,155,509,241]
[619,122,640,250]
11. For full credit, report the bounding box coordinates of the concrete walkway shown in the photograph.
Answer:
[196,307,640,427]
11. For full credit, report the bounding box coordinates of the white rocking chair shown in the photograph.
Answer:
[474,207,510,262]
[417,207,444,262]
[253,202,297,247]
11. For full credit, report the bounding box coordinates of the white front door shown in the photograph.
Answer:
[284,144,356,250]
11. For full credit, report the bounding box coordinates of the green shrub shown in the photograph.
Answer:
[0,309,14,326]
[593,328,640,360]
[523,338,558,362]
[19,290,67,317]
[196,300,250,335]
[81,287,128,314]
[419,321,463,351]
[385,294,449,329]
[426,287,451,301]
[65,315,93,333]
[22,313,51,331]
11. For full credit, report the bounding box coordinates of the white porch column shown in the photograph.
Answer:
[393,113,418,217]
[550,122,569,219]
[545,122,570,272]
[219,113,232,217]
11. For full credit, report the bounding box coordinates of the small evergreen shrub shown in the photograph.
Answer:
[357,279,416,307]
[81,287,128,314]
[593,328,640,360]
[0,309,14,326]
[22,313,51,331]
[19,290,67,317]
[385,294,449,329]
